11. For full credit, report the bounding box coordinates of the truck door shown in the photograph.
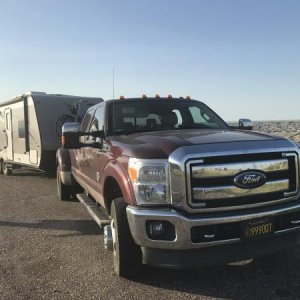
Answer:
[4,109,13,161]
[82,105,107,201]
[72,108,95,181]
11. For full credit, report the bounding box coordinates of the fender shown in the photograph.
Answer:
[56,148,73,185]
[101,159,136,205]
[56,148,71,172]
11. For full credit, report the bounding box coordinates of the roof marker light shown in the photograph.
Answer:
[186,96,191,100]
[142,94,147,99]
[119,96,125,100]
[155,94,160,99]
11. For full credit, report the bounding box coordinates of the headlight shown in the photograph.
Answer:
[128,158,169,205]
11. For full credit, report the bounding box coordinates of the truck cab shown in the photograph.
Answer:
[57,96,300,278]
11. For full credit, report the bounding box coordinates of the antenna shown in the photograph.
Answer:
[112,67,115,137]
[112,67,115,99]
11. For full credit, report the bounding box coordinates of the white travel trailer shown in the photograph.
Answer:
[0,91,102,175]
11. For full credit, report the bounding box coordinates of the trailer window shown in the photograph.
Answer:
[18,120,25,138]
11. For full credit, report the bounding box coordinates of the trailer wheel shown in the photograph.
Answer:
[57,166,73,201]
[3,162,12,176]
[111,198,142,278]
[0,160,3,174]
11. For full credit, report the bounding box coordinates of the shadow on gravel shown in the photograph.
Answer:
[0,219,100,236]
[132,250,300,299]
[3,168,56,178]
[12,171,56,178]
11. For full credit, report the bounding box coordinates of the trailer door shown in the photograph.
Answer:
[4,109,13,160]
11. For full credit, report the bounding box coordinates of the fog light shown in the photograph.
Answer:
[148,222,165,237]
[146,221,176,241]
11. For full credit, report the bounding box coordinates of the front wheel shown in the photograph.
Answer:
[111,198,142,278]
[3,162,12,176]
[57,166,74,201]
[0,160,3,174]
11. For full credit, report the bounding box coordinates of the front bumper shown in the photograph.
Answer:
[127,204,300,267]
[141,231,300,268]
[126,203,300,251]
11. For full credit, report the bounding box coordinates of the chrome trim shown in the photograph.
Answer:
[193,179,289,201]
[60,171,73,185]
[169,142,300,213]
[291,220,300,225]
[174,146,300,213]
[204,234,215,239]
[126,204,300,250]
[62,122,80,133]
[283,152,299,197]
[192,159,288,179]
[104,225,113,251]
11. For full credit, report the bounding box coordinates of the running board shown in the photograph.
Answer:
[76,193,110,228]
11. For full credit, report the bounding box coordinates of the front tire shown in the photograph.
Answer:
[0,160,3,174]
[57,166,73,201]
[111,198,142,278]
[3,162,12,176]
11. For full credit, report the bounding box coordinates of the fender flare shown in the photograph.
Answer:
[101,160,136,206]
[56,148,71,171]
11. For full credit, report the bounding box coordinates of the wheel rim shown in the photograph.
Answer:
[57,169,62,197]
[111,218,117,261]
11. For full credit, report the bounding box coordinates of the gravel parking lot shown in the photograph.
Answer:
[1,172,300,300]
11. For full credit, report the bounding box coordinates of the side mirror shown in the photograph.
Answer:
[62,122,81,133]
[238,118,253,130]
[61,122,104,149]
[61,122,81,149]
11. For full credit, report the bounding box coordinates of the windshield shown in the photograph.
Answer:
[108,99,228,135]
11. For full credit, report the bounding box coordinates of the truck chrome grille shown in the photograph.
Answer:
[186,152,299,212]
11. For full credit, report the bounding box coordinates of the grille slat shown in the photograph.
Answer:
[192,159,289,179]
[193,179,289,201]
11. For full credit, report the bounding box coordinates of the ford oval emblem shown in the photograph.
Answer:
[234,171,267,189]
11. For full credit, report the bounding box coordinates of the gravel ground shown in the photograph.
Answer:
[1,172,300,300]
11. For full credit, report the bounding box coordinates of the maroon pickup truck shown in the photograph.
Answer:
[57,96,300,278]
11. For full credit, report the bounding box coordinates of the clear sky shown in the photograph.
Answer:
[0,0,299,121]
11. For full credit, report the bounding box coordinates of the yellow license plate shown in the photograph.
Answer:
[242,217,274,240]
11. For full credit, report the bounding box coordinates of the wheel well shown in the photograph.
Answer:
[104,177,123,214]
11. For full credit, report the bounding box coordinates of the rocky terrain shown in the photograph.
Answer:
[254,120,300,144]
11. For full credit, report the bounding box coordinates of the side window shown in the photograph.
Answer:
[189,106,212,124]
[90,106,104,132]
[80,108,94,143]
[86,106,104,143]
[81,109,93,132]
[18,120,25,138]
[172,109,183,127]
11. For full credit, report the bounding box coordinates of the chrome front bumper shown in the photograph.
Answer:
[126,203,300,250]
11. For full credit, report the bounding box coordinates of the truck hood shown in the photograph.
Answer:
[111,129,290,159]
